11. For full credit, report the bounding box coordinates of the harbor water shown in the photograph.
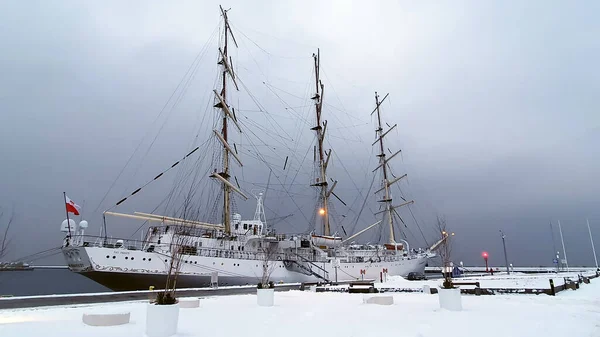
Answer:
[0,269,109,296]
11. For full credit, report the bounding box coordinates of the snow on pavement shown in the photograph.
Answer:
[377,271,597,290]
[1,279,599,337]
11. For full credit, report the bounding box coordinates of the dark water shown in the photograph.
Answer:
[0,269,110,296]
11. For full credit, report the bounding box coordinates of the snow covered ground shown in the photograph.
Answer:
[1,275,599,337]
[377,271,598,290]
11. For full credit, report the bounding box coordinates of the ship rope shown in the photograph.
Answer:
[94,23,220,214]
[9,246,63,264]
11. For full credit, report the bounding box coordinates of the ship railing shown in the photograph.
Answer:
[193,247,287,261]
[288,251,329,274]
[68,235,147,251]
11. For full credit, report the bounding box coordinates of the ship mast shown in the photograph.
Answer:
[372,92,413,244]
[210,6,247,235]
[310,50,336,236]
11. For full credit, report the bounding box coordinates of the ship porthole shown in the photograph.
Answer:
[125,257,128,260]
[148,258,152,261]
[131,257,134,261]
[143,258,146,261]
[106,255,109,259]
[112,256,116,259]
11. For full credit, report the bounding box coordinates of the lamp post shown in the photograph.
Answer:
[500,230,510,275]
[482,251,489,272]
[586,218,598,271]
[557,220,569,272]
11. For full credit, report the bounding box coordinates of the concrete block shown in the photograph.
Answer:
[82,312,130,326]
[363,295,394,305]
[179,298,200,308]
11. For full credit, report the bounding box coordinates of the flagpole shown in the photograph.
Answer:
[63,192,72,238]
[587,218,598,270]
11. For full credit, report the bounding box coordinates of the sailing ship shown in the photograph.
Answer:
[60,6,441,291]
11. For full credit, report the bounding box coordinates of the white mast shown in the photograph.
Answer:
[587,218,598,269]
[558,220,569,272]
[253,191,266,223]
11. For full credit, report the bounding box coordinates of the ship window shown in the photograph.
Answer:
[131,257,134,261]
[143,258,146,261]
[235,224,239,230]
[241,246,244,251]
[249,224,253,229]
[243,224,247,230]
[148,258,152,261]
[125,257,128,260]
[231,245,234,250]
[106,255,109,259]
[112,256,116,259]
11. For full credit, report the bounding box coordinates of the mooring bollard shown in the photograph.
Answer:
[148,286,155,303]
[549,279,555,296]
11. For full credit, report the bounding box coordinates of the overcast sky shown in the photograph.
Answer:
[0,0,598,267]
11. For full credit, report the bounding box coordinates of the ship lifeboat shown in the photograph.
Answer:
[384,243,404,251]
[311,234,343,248]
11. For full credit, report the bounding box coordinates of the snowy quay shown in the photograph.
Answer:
[424,266,596,274]
[1,273,600,337]
[318,270,600,296]
[0,284,299,310]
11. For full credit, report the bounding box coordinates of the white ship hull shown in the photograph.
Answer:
[62,245,427,291]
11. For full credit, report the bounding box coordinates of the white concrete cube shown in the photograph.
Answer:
[363,295,394,305]
[82,312,130,326]
[179,298,200,308]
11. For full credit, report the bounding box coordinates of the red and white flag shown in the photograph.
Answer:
[65,195,81,215]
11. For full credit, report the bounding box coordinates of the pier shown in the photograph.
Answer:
[425,266,597,274]
[0,284,299,310]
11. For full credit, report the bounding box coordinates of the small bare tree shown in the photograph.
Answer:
[0,208,14,261]
[155,224,194,304]
[436,215,455,289]
[258,240,278,289]
[154,194,196,305]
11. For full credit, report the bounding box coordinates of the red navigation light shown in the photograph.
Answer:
[482,251,489,258]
